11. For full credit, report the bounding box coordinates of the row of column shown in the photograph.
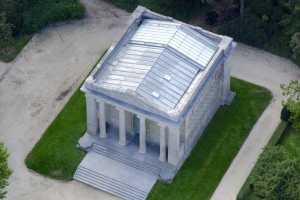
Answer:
[86,95,181,165]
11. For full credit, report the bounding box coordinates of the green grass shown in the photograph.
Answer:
[280,127,300,158]
[267,121,289,146]
[25,89,86,180]
[25,78,272,189]
[148,78,272,200]
[0,35,32,62]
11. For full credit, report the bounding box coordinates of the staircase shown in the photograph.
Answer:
[74,166,148,200]
[92,143,161,176]
[74,145,158,200]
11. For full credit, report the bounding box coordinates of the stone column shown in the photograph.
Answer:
[99,101,106,138]
[159,123,167,162]
[86,94,98,136]
[168,126,180,165]
[118,108,126,146]
[138,115,146,153]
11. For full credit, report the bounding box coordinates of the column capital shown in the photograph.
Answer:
[115,106,126,113]
[136,114,146,120]
[96,99,105,104]
[158,122,167,128]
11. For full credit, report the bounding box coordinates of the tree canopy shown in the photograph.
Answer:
[282,80,300,130]
[249,146,300,199]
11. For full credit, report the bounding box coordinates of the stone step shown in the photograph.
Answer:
[74,166,148,200]
[92,143,161,176]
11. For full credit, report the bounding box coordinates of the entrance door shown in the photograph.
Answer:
[132,115,140,135]
[131,115,140,144]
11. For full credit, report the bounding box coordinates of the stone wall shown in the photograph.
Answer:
[185,63,225,150]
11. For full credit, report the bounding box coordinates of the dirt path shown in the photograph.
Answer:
[211,43,300,200]
[0,1,128,199]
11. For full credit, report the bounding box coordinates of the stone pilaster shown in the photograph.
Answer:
[138,115,146,153]
[168,126,180,166]
[99,101,107,138]
[86,95,98,136]
[118,108,126,146]
[159,123,167,162]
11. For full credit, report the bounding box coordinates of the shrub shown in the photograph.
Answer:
[219,0,300,67]
[248,146,300,199]
[205,10,218,25]
[0,12,13,47]
[281,106,291,122]
[281,80,300,130]
[0,0,85,35]
[111,0,205,21]
[218,15,268,48]
[0,143,11,199]
[22,0,85,34]
[0,0,24,34]
[290,32,300,64]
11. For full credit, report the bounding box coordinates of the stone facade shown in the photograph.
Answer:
[79,6,235,178]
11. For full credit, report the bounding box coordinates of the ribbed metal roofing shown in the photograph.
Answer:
[136,48,199,109]
[95,19,219,111]
[97,44,162,91]
[132,20,218,68]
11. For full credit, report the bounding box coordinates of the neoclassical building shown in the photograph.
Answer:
[75,6,235,200]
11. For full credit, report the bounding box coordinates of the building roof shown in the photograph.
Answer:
[82,6,235,124]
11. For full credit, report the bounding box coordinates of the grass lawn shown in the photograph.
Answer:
[25,77,272,196]
[280,127,300,158]
[148,78,272,200]
[0,35,32,62]
[25,90,86,180]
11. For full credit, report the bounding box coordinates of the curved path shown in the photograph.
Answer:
[0,1,299,199]
[0,1,129,200]
[211,43,300,200]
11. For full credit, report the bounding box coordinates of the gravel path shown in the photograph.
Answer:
[211,43,300,200]
[0,1,128,199]
[0,1,299,199]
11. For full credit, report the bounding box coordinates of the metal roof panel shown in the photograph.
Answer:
[94,19,221,111]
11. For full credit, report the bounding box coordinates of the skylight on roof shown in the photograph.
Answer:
[164,74,171,81]
[151,91,160,98]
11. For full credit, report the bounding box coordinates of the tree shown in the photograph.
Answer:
[249,146,300,199]
[0,12,13,47]
[281,80,300,130]
[290,32,300,63]
[240,0,244,19]
[0,0,26,34]
[0,143,11,199]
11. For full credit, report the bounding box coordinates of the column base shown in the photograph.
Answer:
[139,148,146,154]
